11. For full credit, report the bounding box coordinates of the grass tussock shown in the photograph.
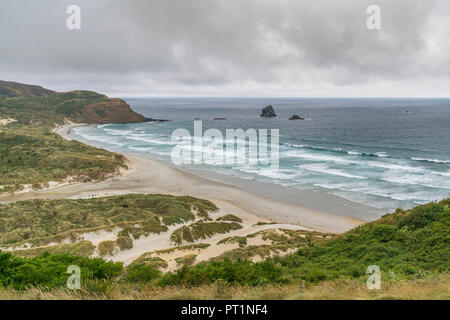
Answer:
[170,221,243,245]
[175,254,198,267]
[216,214,243,223]
[98,241,116,257]
[12,241,95,258]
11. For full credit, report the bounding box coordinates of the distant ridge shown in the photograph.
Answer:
[0,80,55,97]
[0,80,152,124]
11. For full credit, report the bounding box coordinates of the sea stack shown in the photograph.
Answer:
[260,105,277,117]
[289,114,305,120]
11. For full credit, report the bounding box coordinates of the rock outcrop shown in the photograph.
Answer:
[260,105,277,118]
[289,114,305,120]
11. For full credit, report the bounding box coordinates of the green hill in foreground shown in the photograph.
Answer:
[0,198,448,299]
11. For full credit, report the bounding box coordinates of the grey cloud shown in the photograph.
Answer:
[0,0,448,96]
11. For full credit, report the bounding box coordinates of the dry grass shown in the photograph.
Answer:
[12,240,95,258]
[1,274,448,300]
[98,240,116,257]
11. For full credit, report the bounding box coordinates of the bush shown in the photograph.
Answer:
[125,263,161,283]
[0,251,123,290]
[159,259,285,287]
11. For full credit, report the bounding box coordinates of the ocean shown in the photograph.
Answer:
[71,98,450,212]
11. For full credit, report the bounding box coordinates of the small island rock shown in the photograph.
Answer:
[289,114,305,120]
[260,105,277,117]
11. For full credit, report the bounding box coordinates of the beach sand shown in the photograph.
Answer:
[0,124,368,235]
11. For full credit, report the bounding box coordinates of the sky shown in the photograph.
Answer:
[1,0,449,97]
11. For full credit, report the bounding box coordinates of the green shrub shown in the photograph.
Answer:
[159,259,286,287]
[216,214,243,223]
[125,263,161,283]
[0,251,123,290]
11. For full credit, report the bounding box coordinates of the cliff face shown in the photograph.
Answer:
[0,80,55,97]
[81,98,148,124]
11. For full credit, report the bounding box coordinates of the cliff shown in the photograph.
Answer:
[81,98,148,124]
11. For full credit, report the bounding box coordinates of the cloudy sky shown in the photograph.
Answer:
[1,0,449,97]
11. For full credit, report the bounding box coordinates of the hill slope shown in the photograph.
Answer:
[0,81,149,124]
[159,198,449,286]
[0,80,55,98]
[0,82,152,191]
[0,198,448,293]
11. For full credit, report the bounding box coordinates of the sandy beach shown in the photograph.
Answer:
[0,124,369,235]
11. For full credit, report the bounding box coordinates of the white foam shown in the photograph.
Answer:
[300,163,366,179]
[432,171,450,177]
[381,173,450,189]
[97,124,111,129]
[104,128,134,136]
[126,135,176,145]
[238,167,299,180]
[366,161,425,172]
[129,146,154,152]
[411,157,450,164]
[375,152,389,158]
[284,151,359,164]
[314,182,443,202]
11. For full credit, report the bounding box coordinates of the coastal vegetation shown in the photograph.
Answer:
[0,81,148,193]
[0,199,447,299]
[170,221,243,245]
[0,126,127,192]
[162,199,449,286]
[0,194,217,249]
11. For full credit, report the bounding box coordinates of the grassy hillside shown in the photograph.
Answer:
[0,199,447,298]
[0,90,146,126]
[0,81,150,192]
[161,199,449,286]
[0,126,126,193]
[275,199,450,280]
[0,80,54,98]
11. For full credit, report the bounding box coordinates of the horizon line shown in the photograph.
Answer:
[116,95,450,99]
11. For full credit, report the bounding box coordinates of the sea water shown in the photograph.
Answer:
[71,98,450,212]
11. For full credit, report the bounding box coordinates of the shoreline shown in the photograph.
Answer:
[58,123,370,233]
[5,123,371,234]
